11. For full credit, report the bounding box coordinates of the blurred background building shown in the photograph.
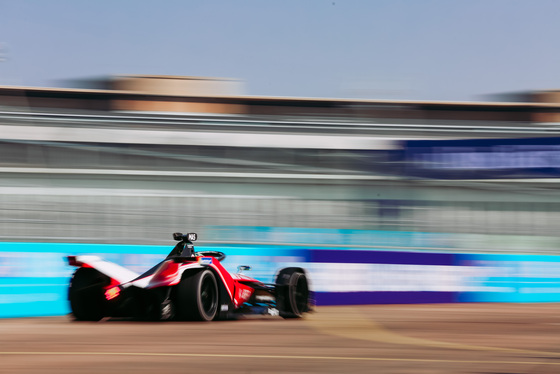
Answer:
[2,75,560,254]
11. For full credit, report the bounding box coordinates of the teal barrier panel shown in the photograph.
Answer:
[456,253,560,303]
[0,243,169,318]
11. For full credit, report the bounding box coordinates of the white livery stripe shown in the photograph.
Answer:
[75,256,139,283]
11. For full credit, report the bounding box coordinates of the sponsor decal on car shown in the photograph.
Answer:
[198,257,213,265]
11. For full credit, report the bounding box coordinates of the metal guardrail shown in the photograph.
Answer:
[1,109,560,136]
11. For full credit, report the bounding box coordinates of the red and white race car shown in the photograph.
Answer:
[67,232,311,321]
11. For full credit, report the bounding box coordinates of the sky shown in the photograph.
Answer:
[0,0,559,101]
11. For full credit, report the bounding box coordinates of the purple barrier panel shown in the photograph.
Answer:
[307,249,464,305]
[309,249,455,265]
[315,291,458,306]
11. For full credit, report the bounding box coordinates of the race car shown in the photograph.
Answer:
[66,232,311,321]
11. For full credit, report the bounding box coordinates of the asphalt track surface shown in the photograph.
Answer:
[2,304,560,374]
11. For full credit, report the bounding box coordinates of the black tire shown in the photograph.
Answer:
[275,268,310,318]
[175,269,219,321]
[68,267,109,321]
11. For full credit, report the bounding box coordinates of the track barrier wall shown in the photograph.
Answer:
[1,236,560,318]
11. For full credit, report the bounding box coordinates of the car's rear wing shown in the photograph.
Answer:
[67,255,139,284]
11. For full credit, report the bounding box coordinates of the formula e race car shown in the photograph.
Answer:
[66,232,311,321]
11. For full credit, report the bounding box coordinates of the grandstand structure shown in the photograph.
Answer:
[2,76,560,253]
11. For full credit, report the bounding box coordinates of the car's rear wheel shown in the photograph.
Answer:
[69,267,109,321]
[175,269,219,321]
[275,268,309,318]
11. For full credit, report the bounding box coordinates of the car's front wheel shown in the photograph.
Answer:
[175,269,219,321]
[288,271,309,317]
[275,268,310,318]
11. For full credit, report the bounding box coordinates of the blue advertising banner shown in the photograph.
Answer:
[403,137,560,179]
